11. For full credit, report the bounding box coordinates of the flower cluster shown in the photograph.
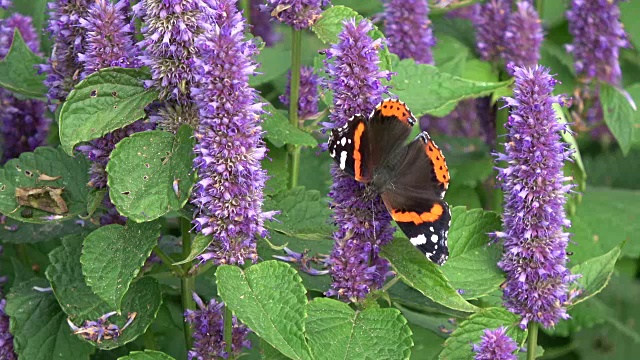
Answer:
[566,0,629,85]
[472,327,518,360]
[325,19,395,302]
[184,293,251,359]
[383,0,435,65]
[0,0,10,9]
[0,10,49,164]
[280,66,321,120]
[134,0,210,103]
[250,0,281,46]
[77,0,139,78]
[473,0,542,73]
[67,311,137,343]
[263,0,329,30]
[191,0,271,265]
[495,65,576,329]
[39,0,90,109]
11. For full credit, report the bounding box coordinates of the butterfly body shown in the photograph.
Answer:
[328,99,451,265]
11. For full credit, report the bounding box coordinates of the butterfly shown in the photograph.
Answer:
[328,99,451,265]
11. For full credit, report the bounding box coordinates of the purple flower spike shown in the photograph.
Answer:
[495,65,577,329]
[324,19,395,302]
[472,327,518,360]
[77,0,140,78]
[473,0,511,62]
[503,1,542,74]
[0,0,10,9]
[0,13,49,164]
[566,0,629,85]
[383,0,436,65]
[263,0,329,30]
[185,293,251,360]
[38,0,90,110]
[280,66,321,121]
[250,0,281,46]
[134,0,211,102]
[191,0,271,265]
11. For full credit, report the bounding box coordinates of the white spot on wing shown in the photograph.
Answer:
[429,227,434,232]
[339,151,347,170]
[340,137,346,146]
[410,235,427,246]
[431,234,438,242]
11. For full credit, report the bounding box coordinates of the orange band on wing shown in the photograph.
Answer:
[425,140,449,187]
[377,99,413,124]
[391,203,444,224]
[353,122,365,181]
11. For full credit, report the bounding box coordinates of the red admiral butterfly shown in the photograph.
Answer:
[328,99,451,265]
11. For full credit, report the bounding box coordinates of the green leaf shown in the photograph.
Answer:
[118,351,176,360]
[433,35,470,77]
[305,298,413,360]
[391,58,512,117]
[548,297,611,337]
[621,0,640,48]
[555,104,586,215]
[12,0,50,52]
[5,278,95,360]
[46,237,164,350]
[381,238,479,313]
[0,147,91,223]
[601,84,637,155]
[264,187,335,240]
[81,221,161,310]
[261,98,318,148]
[0,30,47,100]
[441,207,504,300]
[263,145,289,195]
[107,126,196,222]
[216,261,313,360]
[251,43,291,87]
[570,241,624,305]
[173,234,210,265]
[86,188,107,218]
[59,67,160,154]
[0,217,96,243]
[439,308,526,360]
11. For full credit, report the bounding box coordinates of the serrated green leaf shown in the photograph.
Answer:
[571,241,624,305]
[0,147,91,223]
[0,30,47,100]
[173,234,210,265]
[216,261,313,360]
[261,339,291,360]
[264,187,335,240]
[390,58,512,117]
[81,221,161,310]
[305,298,413,360]
[11,0,50,52]
[0,217,96,243]
[381,238,479,314]
[59,67,160,154]
[251,43,291,87]
[439,308,526,360]
[5,278,94,360]
[261,98,318,148]
[601,84,637,155]
[107,126,195,222]
[441,207,504,300]
[263,145,288,195]
[118,350,176,360]
[46,237,163,350]
[86,188,107,218]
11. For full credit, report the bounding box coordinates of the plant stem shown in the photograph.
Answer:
[180,218,195,351]
[224,305,233,357]
[287,29,303,189]
[240,0,250,24]
[492,105,510,213]
[381,276,401,293]
[536,0,544,17]
[527,322,539,360]
[153,245,185,277]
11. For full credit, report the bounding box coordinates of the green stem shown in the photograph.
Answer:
[536,0,544,16]
[153,245,185,277]
[527,322,539,360]
[492,106,510,213]
[381,276,401,293]
[180,218,195,351]
[224,305,234,357]
[240,0,250,23]
[287,29,303,189]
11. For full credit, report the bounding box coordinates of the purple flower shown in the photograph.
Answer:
[280,66,321,121]
[67,311,136,343]
[495,65,576,329]
[38,0,90,110]
[263,0,329,30]
[472,327,518,360]
[77,0,139,78]
[273,247,330,275]
[249,0,281,46]
[185,293,251,360]
[383,0,435,65]
[566,0,629,85]
[419,99,486,139]
[502,1,542,74]
[134,0,212,103]
[0,0,10,9]
[473,0,511,62]
[324,19,395,302]
[0,13,50,164]
[191,0,271,265]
